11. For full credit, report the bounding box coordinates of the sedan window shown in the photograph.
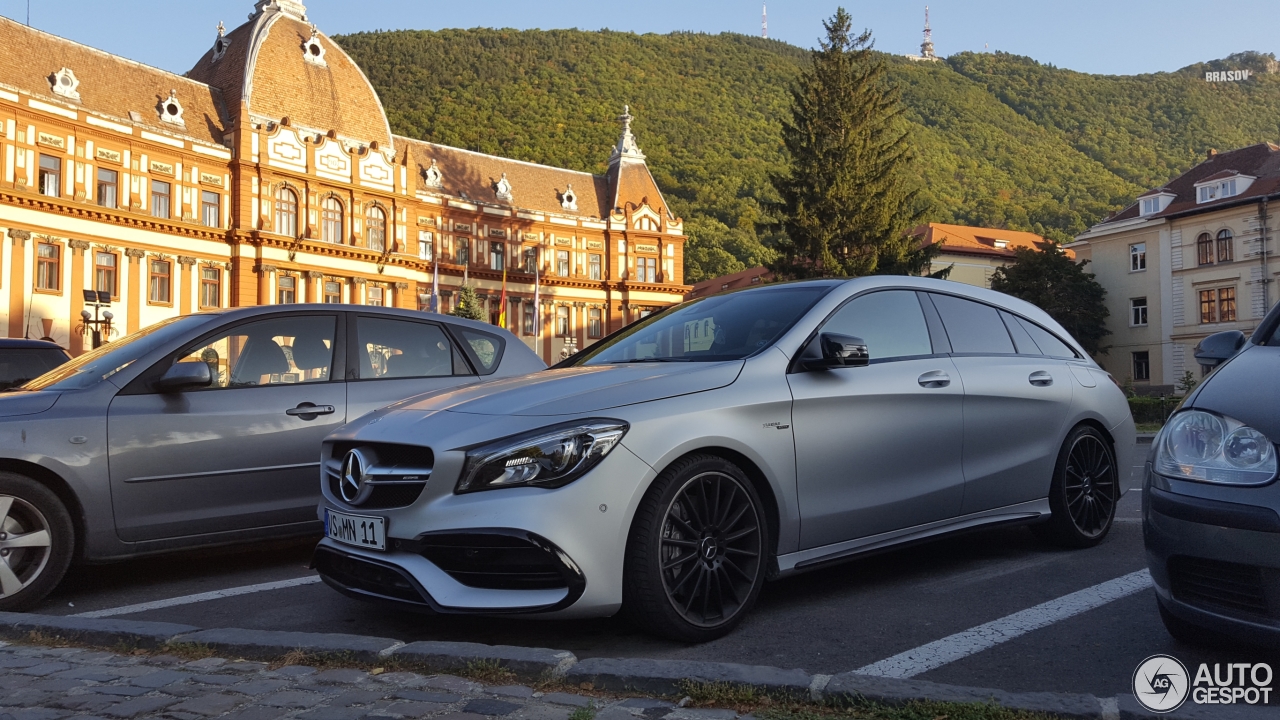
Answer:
[1016,317,1079,359]
[0,348,70,391]
[821,291,932,361]
[174,316,336,389]
[929,294,1016,355]
[356,317,459,379]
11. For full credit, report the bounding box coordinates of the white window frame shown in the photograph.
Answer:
[1129,243,1146,272]
[1130,297,1148,327]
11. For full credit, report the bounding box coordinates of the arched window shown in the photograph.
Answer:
[275,186,298,238]
[322,197,344,243]
[1216,229,1234,263]
[1196,233,1214,266]
[366,206,387,252]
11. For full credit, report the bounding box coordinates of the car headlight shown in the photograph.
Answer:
[1155,410,1277,485]
[456,419,628,493]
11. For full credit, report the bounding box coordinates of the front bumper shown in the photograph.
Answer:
[1144,468,1280,648]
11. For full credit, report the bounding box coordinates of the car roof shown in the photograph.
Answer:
[0,338,69,351]
[187,304,498,332]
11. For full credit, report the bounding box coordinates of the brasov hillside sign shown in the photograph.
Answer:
[1206,70,1252,82]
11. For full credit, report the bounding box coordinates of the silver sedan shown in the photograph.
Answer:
[0,305,544,611]
[315,278,1136,641]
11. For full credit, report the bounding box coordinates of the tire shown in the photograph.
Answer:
[0,473,74,612]
[1158,598,1224,648]
[622,454,768,642]
[1032,425,1118,549]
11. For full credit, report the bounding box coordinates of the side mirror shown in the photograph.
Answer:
[1194,330,1247,367]
[805,333,869,371]
[155,361,213,393]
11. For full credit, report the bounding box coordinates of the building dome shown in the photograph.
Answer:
[187,0,393,149]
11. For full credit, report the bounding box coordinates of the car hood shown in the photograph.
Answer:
[391,361,745,417]
[1190,346,1280,440]
[0,391,60,418]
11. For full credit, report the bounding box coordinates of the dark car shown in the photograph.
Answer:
[1144,302,1280,648]
[0,339,71,392]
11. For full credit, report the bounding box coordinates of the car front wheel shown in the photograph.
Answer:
[0,473,74,612]
[623,454,768,642]
[1033,425,1118,548]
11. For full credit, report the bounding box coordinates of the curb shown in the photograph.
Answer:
[0,611,1206,719]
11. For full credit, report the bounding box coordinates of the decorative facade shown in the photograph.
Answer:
[0,0,689,361]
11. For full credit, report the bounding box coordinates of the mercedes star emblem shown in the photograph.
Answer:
[340,448,373,504]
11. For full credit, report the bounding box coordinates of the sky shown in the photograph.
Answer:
[0,0,1275,77]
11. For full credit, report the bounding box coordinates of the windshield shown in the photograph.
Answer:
[23,315,213,392]
[575,285,832,365]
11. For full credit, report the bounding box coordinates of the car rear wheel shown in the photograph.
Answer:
[0,473,74,612]
[623,454,768,642]
[1032,425,1118,548]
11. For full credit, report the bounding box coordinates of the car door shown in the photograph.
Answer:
[345,313,482,421]
[107,313,346,542]
[789,289,965,549]
[925,294,1074,514]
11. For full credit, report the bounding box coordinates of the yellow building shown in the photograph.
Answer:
[0,0,689,361]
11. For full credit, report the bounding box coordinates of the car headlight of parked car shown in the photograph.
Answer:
[1156,410,1278,485]
[456,419,628,493]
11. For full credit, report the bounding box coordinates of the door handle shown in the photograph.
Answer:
[286,403,336,419]
[1029,371,1054,387]
[918,370,951,388]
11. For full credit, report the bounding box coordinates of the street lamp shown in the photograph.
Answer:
[80,290,113,349]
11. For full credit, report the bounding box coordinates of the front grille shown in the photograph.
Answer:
[1169,556,1274,619]
[325,442,433,510]
[326,474,426,510]
[415,531,577,591]
[313,546,429,606]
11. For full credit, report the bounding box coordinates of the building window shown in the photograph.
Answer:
[1140,197,1162,216]
[556,250,570,277]
[1130,297,1148,327]
[201,191,221,228]
[278,275,296,304]
[522,305,535,335]
[148,259,171,304]
[491,242,504,271]
[1218,287,1236,323]
[366,206,387,252]
[589,253,602,280]
[1199,289,1217,324]
[588,308,603,338]
[1196,233,1213,266]
[151,180,171,219]
[455,237,469,265]
[35,242,60,292]
[324,281,342,304]
[523,247,537,273]
[94,252,117,297]
[321,197,344,243]
[1129,243,1146,272]
[419,231,434,261]
[640,257,657,283]
[96,168,118,209]
[555,306,570,337]
[1217,229,1234,262]
[38,155,60,198]
[367,286,384,307]
[1132,351,1150,382]
[200,267,221,308]
[274,186,298,238]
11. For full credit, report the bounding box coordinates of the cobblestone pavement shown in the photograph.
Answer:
[0,642,731,720]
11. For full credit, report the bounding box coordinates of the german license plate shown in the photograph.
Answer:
[325,509,386,551]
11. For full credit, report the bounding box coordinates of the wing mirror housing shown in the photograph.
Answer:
[804,333,869,371]
[155,361,213,393]
[1193,330,1247,367]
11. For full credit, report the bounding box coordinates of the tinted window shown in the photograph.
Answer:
[25,315,209,391]
[455,327,506,374]
[1017,318,1078,359]
[930,294,1015,355]
[357,317,456,380]
[174,316,336,389]
[822,291,932,361]
[1000,311,1039,355]
[0,349,69,391]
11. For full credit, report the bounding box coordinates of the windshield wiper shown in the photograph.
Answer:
[609,357,693,364]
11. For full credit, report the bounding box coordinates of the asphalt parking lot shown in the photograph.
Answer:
[29,441,1280,701]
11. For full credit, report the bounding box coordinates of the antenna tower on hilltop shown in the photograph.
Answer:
[920,6,936,60]
[762,3,768,39]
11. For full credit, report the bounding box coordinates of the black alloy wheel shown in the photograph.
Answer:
[1034,425,1118,548]
[624,454,768,642]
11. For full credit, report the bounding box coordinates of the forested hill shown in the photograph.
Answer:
[331,28,1280,281]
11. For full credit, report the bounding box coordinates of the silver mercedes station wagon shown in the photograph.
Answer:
[315,277,1136,641]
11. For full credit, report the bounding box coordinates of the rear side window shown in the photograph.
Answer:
[454,326,506,374]
[1001,311,1039,355]
[821,291,933,362]
[929,294,1015,355]
[355,316,461,380]
[0,348,69,390]
[1016,317,1079,359]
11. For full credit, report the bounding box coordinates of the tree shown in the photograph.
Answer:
[767,8,937,279]
[989,242,1110,356]
[1176,370,1198,395]
[451,285,486,321]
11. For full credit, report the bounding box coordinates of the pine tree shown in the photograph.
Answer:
[451,285,486,322]
[989,242,1111,357]
[768,8,937,279]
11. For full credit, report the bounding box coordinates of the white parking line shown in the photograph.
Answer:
[71,575,323,619]
[856,569,1153,678]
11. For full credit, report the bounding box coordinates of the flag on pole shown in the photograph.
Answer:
[431,255,439,313]
[533,245,541,345]
[497,265,508,328]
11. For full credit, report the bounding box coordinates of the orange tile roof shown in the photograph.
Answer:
[913,223,1073,259]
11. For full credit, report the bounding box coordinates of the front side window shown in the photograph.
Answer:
[275,187,298,238]
[366,207,387,252]
[323,281,342,304]
[821,291,932,362]
[491,242,504,271]
[36,242,60,292]
[929,293,1015,355]
[200,267,221,308]
[38,155,61,198]
[1132,351,1150,382]
[94,252,118,297]
[148,259,171,304]
[1131,297,1148,327]
[1217,229,1234,263]
[97,168,118,209]
[556,306,570,337]
[322,197,344,243]
[589,308,603,338]
[1197,233,1213,266]
[356,316,458,380]
[278,275,296,305]
[1129,243,1146,272]
[151,180,171,219]
[556,250,570,277]
[589,253,602,280]
[173,315,335,389]
[202,191,221,228]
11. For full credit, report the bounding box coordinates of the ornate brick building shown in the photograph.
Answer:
[0,0,688,360]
